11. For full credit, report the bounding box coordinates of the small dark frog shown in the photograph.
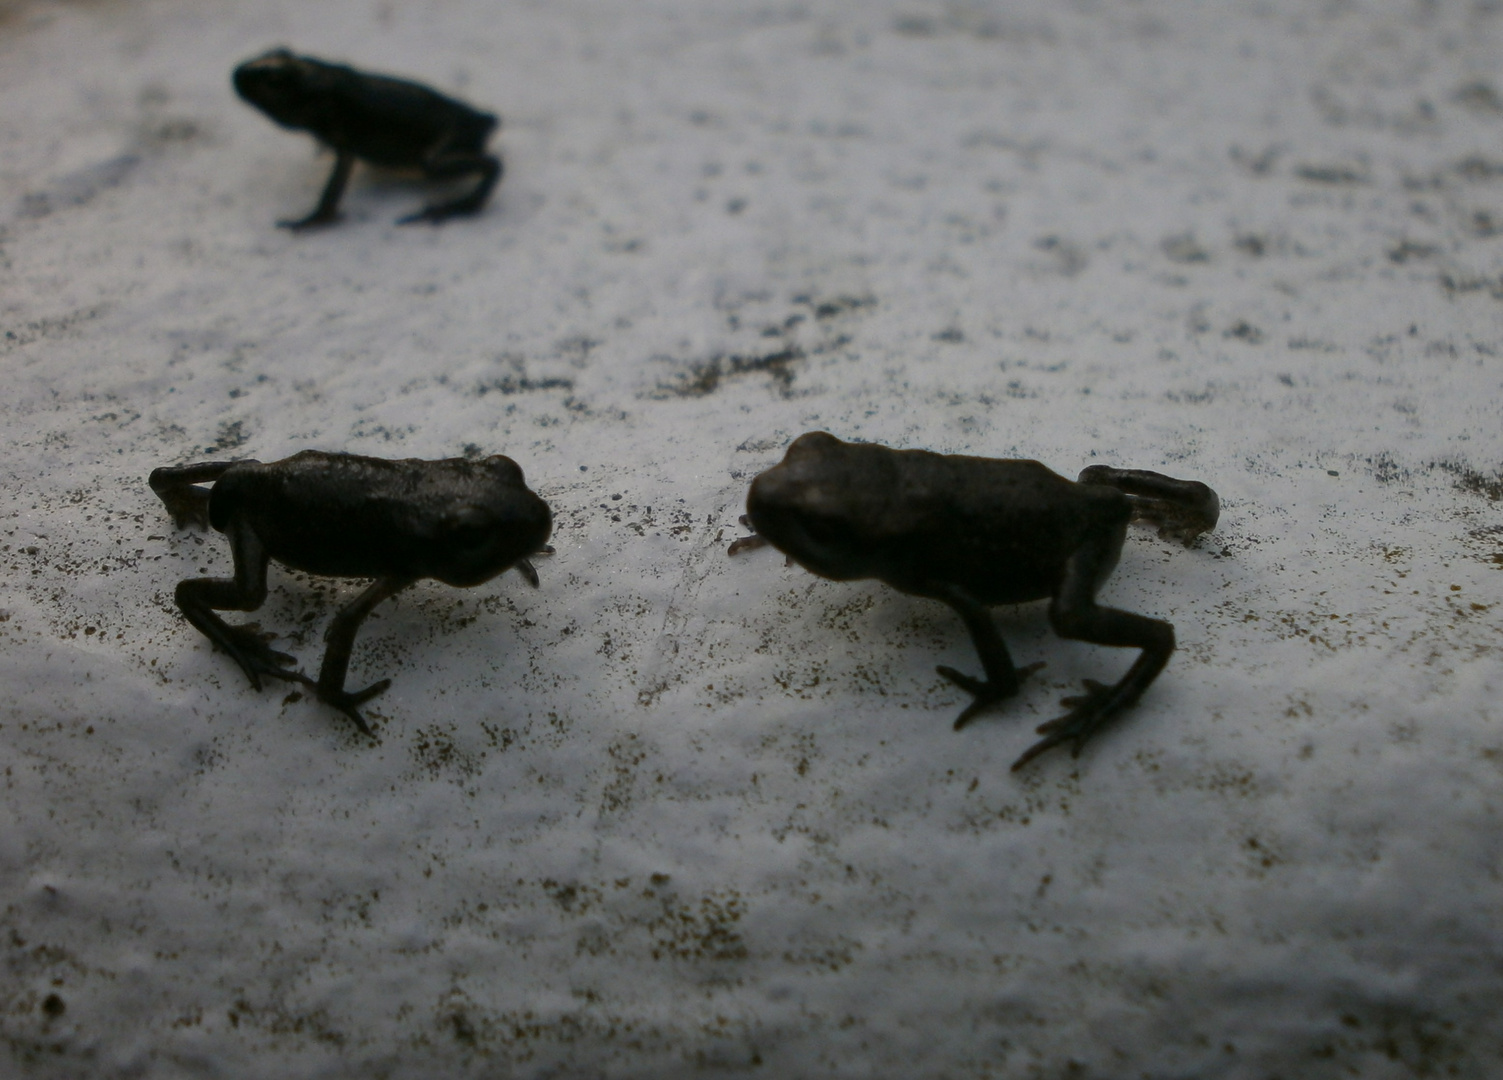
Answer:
[233,48,502,229]
[150,451,552,735]
[732,432,1219,769]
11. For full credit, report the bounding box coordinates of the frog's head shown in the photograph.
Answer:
[427,456,552,588]
[745,432,890,581]
[233,48,326,130]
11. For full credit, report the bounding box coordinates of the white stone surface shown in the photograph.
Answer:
[2,0,1502,1076]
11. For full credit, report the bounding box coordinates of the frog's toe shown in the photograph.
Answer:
[346,679,391,707]
[318,679,391,738]
[937,664,988,698]
[278,212,340,231]
[939,668,1009,730]
[222,623,303,690]
[396,206,448,226]
[1010,727,1075,771]
[1011,679,1117,770]
[1042,679,1112,728]
[1017,660,1048,682]
[399,194,488,225]
[951,697,997,730]
[940,661,1046,730]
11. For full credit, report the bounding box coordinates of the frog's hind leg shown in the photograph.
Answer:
[1013,525,1174,770]
[172,519,308,693]
[1077,465,1219,545]
[400,148,502,224]
[149,461,239,529]
[314,575,417,736]
[935,584,1046,730]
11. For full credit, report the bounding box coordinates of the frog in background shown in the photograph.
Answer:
[233,48,502,229]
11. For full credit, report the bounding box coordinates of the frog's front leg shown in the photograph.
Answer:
[399,144,502,224]
[281,150,354,230]
[149,461,239,529]
[314,575,417,736]
[935,584,1045,730]
[173,519,307,692]
[1012,528,1175,771]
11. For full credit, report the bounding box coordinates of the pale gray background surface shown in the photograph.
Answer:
[2,1,1501,1076]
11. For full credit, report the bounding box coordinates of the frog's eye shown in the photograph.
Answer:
[258,64,302,91]
[452,524,492,549]
[447,509,495,548]
[481,455,524,485]
[799,514,850,548]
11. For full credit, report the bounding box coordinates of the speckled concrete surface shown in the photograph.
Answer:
[2,1,1502,1076]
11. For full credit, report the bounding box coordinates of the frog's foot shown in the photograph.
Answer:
[939,661,1046,730]
[278,211,340,231]
[396,202,472,226]
[727,533,768,556]
[219,622,307,692]
[726,514,768,557]
[316,679,391,738]
[1010,678,1121,771]
[158,488,212,530]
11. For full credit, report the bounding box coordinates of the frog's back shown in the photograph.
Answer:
[876,450,1130,605]
[210,451,528,579]
[322,67,497,164]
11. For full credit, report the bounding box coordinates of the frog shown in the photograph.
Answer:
[149,450,552,735]
[232,48,503,229]
[730,432,1219,770]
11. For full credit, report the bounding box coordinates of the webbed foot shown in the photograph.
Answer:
[316,679,391,738]
[939,661,1046,730]
[218,622,309,692]
[1011,678,1124,771]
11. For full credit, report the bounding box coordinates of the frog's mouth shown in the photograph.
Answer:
[746,485,867,582]
[434,494,552,588]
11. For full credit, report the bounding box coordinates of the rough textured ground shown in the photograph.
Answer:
[2,0,1501,1076]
